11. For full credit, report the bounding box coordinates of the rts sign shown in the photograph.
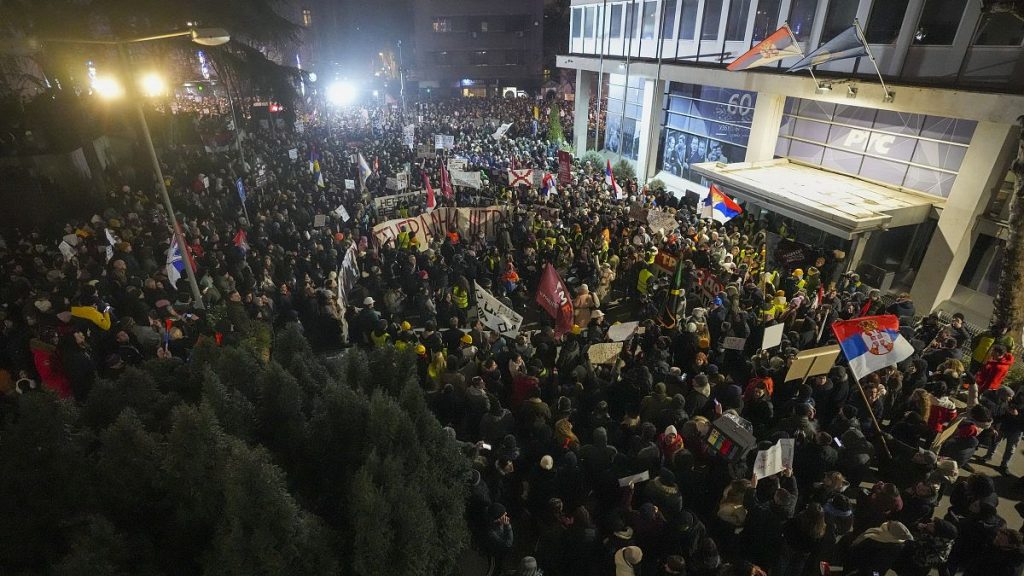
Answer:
[842,129,895,155]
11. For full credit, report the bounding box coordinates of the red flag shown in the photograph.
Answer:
[423,172,437,212]
[535,264,575,337]
[439,162,454,199]
[558,150,573,183]
[373,156,380,173]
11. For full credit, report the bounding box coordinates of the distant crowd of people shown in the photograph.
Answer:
[1,93,1022,576]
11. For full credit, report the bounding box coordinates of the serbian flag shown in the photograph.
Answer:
[535,264,575,338]
[833,315,915,381]
[542,172,557,195]
[439,162,454,199]
[233,229,249,255]
[703,184,743,223]
[423,172,437,212]
[727,25,803,71]
[787,25,867,72]
[605,160,623,199]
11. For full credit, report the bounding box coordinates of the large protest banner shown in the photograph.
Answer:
[372,206,508,249]
[474,282,523,337]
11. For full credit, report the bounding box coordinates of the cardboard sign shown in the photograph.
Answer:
[783,345,842,383]
[753,438,796,479]
[617,470,650,487]
[588,342,624,365]
[647,209,678,233]
[313,214,327,228]
[288,148,298,160]
[344,179,356,190]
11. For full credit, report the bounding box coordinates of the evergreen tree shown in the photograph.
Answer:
[549,104,565,144]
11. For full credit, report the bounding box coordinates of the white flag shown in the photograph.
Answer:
[492,122,513,140]
[474,282,523,338]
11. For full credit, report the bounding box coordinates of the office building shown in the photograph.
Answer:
[559,0,1024,323]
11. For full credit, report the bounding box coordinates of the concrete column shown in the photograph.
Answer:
[638,78,666,183]
[847,231,871,273]
[888,0,926,77]
[744,92,786,162]
[911,121,1019,314]
[574,69,595,153]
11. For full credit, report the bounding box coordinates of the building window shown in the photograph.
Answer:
[605,74,645,160]
[787,0,818,41]
[433,17,452,33]
[470,50,489,65]
[974,11,1024,46]
[725,0,752,41]
[480,20,488,32]
[640,1,657,39]
[701,0,724,40]
[610,4,623,38]
[776,98,977,198]
[572,8,582,38]
[678,0,699,40]
[661,0,678,39]
[914,0,968,45]
[585,6,596,37]
[627,2,640,38]
[302,8,312,27]
[751,0,782,42]
[864,0,910,44]
[505,50,524,65]
[821,0,859,43]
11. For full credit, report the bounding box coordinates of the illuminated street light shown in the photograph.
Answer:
[140,72,167,97]
[92,76,124,99]
[326,80,358,105]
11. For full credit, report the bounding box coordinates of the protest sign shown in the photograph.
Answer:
[762,323,785,350]
[434,134,455,150]
[783,345,842,383]
[647,209,678,233]
[492,122,512,140]
[617,471,650,488]
[416,143,436,159]
[588,342,624,365]
[474,282,523,338]
[313,214,327,228]
[333,204,351,222]
[451,169,482,189]
[403,124,415,150]
[753,438,795,479]
[723,337,747,350]
[372,206,508,250]
[288,148,298,160]
[345,179,356,190]
[607,321,640,342]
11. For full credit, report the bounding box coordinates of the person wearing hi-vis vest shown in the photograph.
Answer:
[637,266,655,296]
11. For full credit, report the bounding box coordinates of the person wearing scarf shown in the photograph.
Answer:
[844,520,913,575]
[554,418,580,450]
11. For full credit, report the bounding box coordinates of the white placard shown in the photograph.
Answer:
[288,148,298,160]
[451,169,482,189]
[617,470,650,487]
[345,179,356,190]
[588,342,624,365]
[762,323,785,350]
[753,438,795,479]
[313,214,327,228]
[333,204,351,222]
[723,337,747,350]
[607,321,640,342]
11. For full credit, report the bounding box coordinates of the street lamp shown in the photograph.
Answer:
[39,27,231,310]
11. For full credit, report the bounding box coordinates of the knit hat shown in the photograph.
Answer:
[665,425,678,437]
[488,503,507,521]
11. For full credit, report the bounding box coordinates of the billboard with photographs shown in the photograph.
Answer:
[660,83,757,182]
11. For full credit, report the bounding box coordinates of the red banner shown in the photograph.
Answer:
[558,150,573,183]
[535,264,574,337]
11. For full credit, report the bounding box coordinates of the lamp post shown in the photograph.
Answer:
[43,28,230,310]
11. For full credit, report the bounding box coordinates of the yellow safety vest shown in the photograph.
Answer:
[453,286,469,310]
[370,331,391,348]
[637,269,654,295]
[397,231,411,250]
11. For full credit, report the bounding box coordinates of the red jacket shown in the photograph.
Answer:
[30,340,72,399]
[976,353,1014,392]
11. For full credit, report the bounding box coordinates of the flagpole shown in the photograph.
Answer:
[854,18,895,102]
[854,378,892,459]
[784,23,820,87]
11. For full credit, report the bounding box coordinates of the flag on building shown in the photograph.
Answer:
[787,25,867,72]
[439,162,454,199]
[727,25,804,71]
[358,153,372,188]
[832,315,915,381]
[423,172,437,212]
[233,229,249,255]
[235,177,247,204]
[535,263,575,338]
[166,235,186,287]
[542,172,557,195]
[605,160,623,198]
[702,184,743,223]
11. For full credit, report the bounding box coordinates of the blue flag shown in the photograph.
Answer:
[235,177,247,204]
[786,26,867,72]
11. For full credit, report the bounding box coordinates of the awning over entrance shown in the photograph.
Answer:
[690,159,942,240]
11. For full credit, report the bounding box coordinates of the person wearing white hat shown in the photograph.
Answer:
[353,297,380,346]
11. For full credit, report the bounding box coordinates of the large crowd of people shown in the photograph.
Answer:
[1,93,1023,576]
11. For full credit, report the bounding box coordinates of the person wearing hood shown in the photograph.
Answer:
[740,470,798,569]
[641,469,683,520]
[844,520,914,575]
[614,545,643,576]
[579,426,618,479]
